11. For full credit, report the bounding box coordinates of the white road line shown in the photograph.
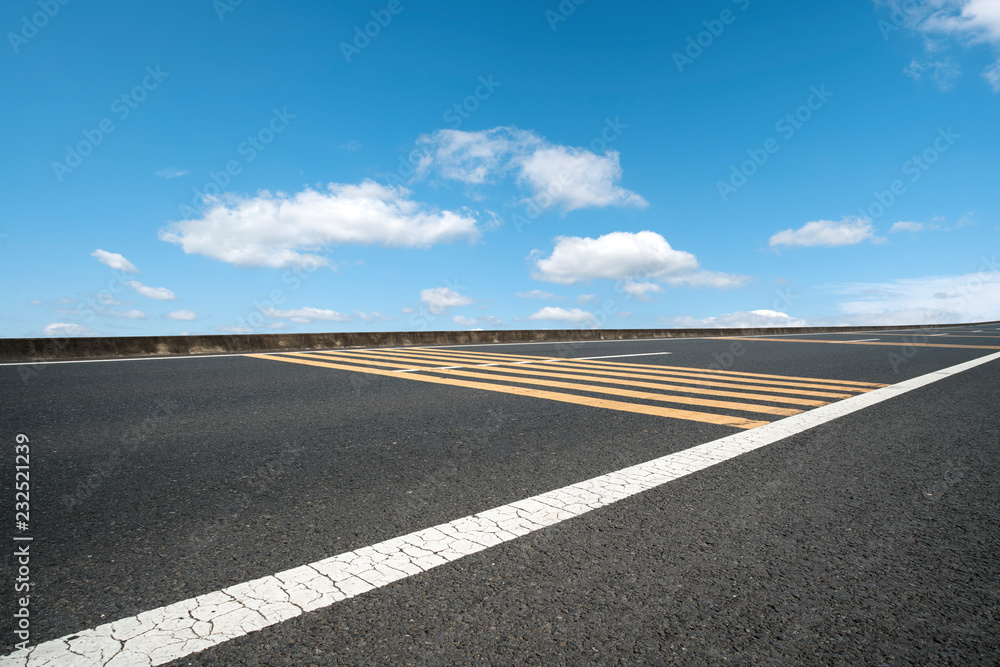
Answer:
[928,333,949,336]
[844,338,880,342]
[5,350,999,667]
[573,352,673,360]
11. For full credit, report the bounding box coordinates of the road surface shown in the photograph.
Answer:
[2,325,999,665]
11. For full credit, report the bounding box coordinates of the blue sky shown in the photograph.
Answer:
[1,0,998,338]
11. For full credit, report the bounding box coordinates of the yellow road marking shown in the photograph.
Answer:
[833,332,1000,339]
[302,350,459,367]
[287,353,801,416]
[292,352,827,405]
[248,353,769,429]
[415,361,829,407]
[361,348,545,362]
[530,361,861,397]
[294,350,858,399]
[396,347,887,387]
[346,348,880,392]
[717,337,1000,351]
[556,358,888,387]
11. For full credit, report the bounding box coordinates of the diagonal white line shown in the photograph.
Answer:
[6,351,999,666]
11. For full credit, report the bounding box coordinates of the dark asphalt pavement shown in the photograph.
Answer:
[1,325,998,665]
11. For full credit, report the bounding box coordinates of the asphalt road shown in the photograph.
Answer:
[1,325,999,665]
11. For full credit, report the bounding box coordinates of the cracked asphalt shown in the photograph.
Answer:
[1,327,999,665]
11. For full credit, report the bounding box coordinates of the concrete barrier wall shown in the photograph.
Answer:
[2,321,997,363]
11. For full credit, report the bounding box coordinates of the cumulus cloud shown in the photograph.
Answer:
[42,322,95,337]
[531,231,746,293]
[420,287,474,315]
[769,216,878,248]
[416,126,646,212]
[159,180,480,269]
[126,281,176,300]
[577,294,597,303]
[92,249,139,274]
[453,315,479,327]
[167,310,197,321]
[526,306,596,324]
[516,145,648,212]
[533,231,696,284]
[667,310,809,329]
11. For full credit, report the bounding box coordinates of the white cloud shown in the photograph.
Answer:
[531,231,744,292]
[420,287,474,315]
[92,249,139,274]
[882,0,1000,90]
[663,270,751,289]
[577,294,597,303]
[260,306,352,323]
[533,231,697,285]
[107,309,146,319]
[416,127,530,184]
[829,267,1000,324]
[168,310,197,321]
[769,216,877,248]
[480,315,504,327]
[42,322,95,337]
[453,315,479,327]
[217,325,253,333]
[515,289,559,300]
[903,57,962,89]
[621,281,663,301]
[516,145,648,212]
[890,221,927,232]
[29,299,41,306]
[667,310,809,329]
[526,306,596,324]
[417,127,646,212]
[159,180,481,268]
[126,280,176,300]
[354,311,392,323]
[155,168,189,179]
[984,58,1000,89]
